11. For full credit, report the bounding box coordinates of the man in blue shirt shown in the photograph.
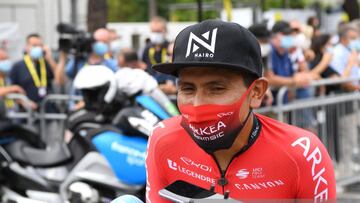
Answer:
[63,28,117,80]
[266,21,311,104]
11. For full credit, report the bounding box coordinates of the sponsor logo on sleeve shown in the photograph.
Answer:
[292,137,329,202]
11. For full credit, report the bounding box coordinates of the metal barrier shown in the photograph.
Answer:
[5,93,35,127]
[39,94,83,143]
[3,77,360,191]
[4,93,82,143]
[255,77,360,191]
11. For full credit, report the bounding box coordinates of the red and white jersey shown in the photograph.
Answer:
[145,113,336,202]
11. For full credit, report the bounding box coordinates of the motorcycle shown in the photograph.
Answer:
[0,65,173,202]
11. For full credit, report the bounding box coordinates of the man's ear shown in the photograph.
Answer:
[249,77,269,109]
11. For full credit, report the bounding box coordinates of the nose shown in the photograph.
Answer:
[192,91,207,107]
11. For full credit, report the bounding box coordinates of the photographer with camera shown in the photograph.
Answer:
[58,28,117,82]
[56,28,118,110]
[9,33,60,111]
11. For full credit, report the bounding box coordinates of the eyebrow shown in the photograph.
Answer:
[177,80,192,86]
[177,78,228,86]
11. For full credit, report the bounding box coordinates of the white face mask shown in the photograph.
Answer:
[110,40,122,54]
[294,33,310,49]
[150,32,165,45]
[260,43,271,57]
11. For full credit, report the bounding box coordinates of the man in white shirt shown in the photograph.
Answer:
[330,23,360,91]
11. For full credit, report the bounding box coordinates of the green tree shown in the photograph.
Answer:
[108,0,148,22]
[88,0,108,31]
[108,0,220,22]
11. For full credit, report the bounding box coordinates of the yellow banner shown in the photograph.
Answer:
[223,0,233,21]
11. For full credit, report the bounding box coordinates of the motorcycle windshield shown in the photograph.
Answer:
[135,95,170,120]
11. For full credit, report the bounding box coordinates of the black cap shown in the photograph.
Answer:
[248,23,270,39]
[152,20,263,78]
[271,21,292,35]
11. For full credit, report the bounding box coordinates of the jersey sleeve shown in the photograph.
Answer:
[145,122,171,203]
[291,134,336,201]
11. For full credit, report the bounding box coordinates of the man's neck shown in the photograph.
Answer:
[275,47,286,55]
[213,113,254,171]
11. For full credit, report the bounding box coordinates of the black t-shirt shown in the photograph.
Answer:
[142,42,176,84]
[10,58,54,103]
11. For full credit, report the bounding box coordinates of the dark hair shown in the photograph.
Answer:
[242,72,259,87]
[271,21,292,35]
[248,23,270,40]
[26,33,41,42]
[122,49,138,63]
[307,16,317,26]
[231,69,259,87]
[311,34,331,56]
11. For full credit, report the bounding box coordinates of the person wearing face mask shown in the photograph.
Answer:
[61,28,118,81]
[56,28,118,110]
[9,33,58,111]
[287,21,318,133]
[289,20,311,73]
[330,23,360,91]
[145,20,336,202]
[141,16,174,85]
[266,21,312,104]
[0,48,25,118]
[108,28,122,58]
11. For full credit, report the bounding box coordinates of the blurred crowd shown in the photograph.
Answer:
[1,15,360,120]
[251,16,360,105]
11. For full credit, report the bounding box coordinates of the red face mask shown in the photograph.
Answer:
[179,82,255,153]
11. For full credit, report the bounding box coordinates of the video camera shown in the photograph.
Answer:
[57,23,94,58]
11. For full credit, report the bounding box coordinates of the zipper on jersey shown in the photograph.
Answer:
[211,115,261,198]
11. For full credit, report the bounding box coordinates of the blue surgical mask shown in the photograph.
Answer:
[29,46,43,59]
[92,42,109,56]
[349,39,360,51]
[0,59,12,74]
[110,40,122,55]
[280,35,294,49]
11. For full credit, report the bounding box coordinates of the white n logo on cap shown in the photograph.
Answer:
[185,28,218,58]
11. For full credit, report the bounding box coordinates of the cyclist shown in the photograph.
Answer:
[146,20,336,202]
